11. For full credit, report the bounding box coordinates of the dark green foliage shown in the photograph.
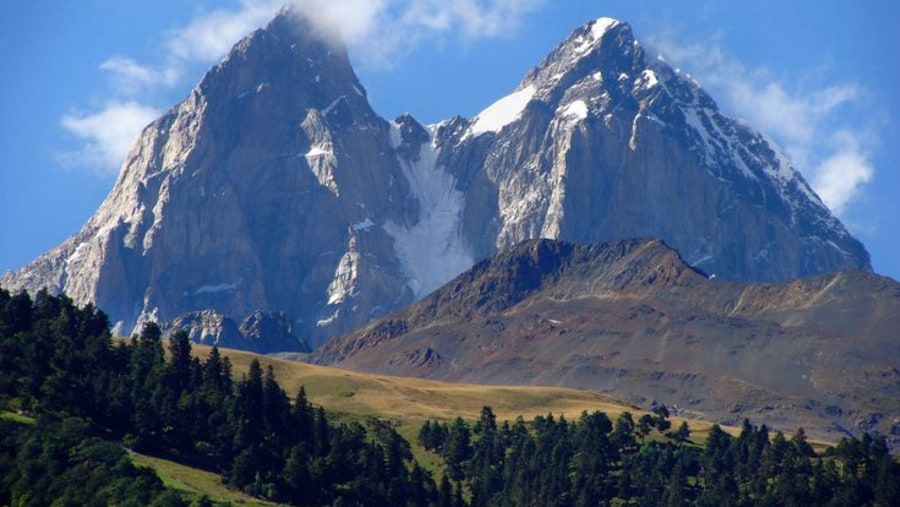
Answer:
[669,420,691,444]
[419,411,900,507]
[0,418,181,506]
[0,288,436,506]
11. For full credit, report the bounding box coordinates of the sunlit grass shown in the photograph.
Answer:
[129,451,278,507]
[0,410,36,425]
[193,345,738,446]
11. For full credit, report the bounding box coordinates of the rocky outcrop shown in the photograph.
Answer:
[168,309,310,353]
[1,12,871,351]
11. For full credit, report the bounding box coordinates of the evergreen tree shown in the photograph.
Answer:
[612,411,637,453]
[166,330,192,393]
[670,420,691,445]
[637,413,655,441]
[438,474,454,507]
[443,417,473,481]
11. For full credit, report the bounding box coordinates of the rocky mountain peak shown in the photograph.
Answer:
[520,18,643,103]
[446,15,869,280]
[198,7,376,128]
[392,113,430,161]
[3,12,873,353]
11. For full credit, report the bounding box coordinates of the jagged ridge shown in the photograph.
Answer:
[2,12,872,352]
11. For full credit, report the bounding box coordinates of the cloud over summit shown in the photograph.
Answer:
[59,0,544,175]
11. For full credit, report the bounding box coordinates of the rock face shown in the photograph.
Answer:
[309,238,900,444]
[434,17,868,280]
[1,12,870,350]
[168,309,310,354]
[3,10,417,349]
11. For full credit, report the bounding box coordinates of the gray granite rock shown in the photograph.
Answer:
[1,14,870,352]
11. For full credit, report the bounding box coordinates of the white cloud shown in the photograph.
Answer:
[648,33,875,218]
[292,0,544,65]
[166,0,280,62]
[112,0,546,86]
[100,56,180,93]
[812,131,873,214]
[399,0,542,38]
[59,101,162,176]
[62,1,280,173]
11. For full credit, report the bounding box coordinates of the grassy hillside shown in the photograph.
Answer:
[193,345,731,443]
[4,290,882,506]
[128,343,838,503]
[197,345,844,453]
[129,451,278,507]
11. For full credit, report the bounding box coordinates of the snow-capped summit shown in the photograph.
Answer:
[437,15,867,278]
[2,12,870,352]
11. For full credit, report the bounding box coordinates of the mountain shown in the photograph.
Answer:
[1,11,870,350]
[2,10,417,349]
[309,238,900,443]
[431,17,868,281]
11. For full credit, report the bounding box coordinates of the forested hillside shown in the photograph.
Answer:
[0,288,897,506]
[0,289,434,506]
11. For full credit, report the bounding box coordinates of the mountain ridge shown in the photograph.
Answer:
[309,237,898,444]
[2,10,872,350]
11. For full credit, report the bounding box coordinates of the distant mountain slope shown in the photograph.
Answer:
[2,10,870,351]
[310,238,900,444]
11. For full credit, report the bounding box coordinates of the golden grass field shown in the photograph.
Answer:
[192,345,733,443]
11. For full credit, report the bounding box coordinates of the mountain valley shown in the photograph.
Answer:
[1,6,896,457]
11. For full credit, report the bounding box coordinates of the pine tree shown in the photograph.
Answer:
[443,417,472,481]
[670,421,691,445]
[612,412,637,453]
[438,474,454,507]
[166,330,192,394]
[292,385,313,444]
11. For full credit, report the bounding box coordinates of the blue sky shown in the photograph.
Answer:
[1,0,898,281]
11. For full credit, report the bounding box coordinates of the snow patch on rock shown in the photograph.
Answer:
[638,69,659,89]
[683,106,756,180]
[385,124,473,298]
[560,100,589,120]
[305,144,332,158]
[591,17,621,39]
[468,85,536,137]
[326,246,360,306]
[352,218,375,232]
[573,17,620,54]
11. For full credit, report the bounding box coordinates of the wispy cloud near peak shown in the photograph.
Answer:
[647,32,876,219]
[100,57,181,94]
[59,101,162,176]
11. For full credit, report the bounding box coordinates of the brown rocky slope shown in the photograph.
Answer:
[308,238,900,445]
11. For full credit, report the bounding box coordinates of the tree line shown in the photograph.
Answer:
[418,405,898,507]
[1,287,898,506]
